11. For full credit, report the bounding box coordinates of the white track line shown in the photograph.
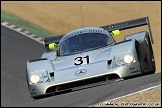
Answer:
[90,84,161,107]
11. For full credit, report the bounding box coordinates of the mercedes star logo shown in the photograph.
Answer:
[75,69,87,76]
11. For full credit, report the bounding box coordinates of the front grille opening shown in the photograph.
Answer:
[46,86,56,94]
[46,76,106,94]
[60,76,106,90]
[46,74,120,94]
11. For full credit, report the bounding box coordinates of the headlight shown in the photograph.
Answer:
[113,53,135,68]
[124,54,134,64]
[30,74,40,84]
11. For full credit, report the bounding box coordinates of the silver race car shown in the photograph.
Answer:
[26,16,156,99]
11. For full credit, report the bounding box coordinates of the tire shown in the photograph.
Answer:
[32,95,43,100]
[148,53,156,74]
[136,36,156,75]
[147,36,156,74]
[26,68,30,93]
[32,94,51,100]
[135,40,145,75]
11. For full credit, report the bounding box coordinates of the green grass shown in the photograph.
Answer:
[1,11,56,38]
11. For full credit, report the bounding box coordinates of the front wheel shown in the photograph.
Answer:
[32,94,49,100]
[32,95,43,100]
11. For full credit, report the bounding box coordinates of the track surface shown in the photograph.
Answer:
[1,26,161,107]
[1,26,45,106]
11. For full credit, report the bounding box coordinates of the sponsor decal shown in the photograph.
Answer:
[131,69,140,74]
[130,67,140,74]
[130,67,135,70]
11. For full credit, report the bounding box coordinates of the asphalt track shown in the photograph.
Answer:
[1,26,161,107]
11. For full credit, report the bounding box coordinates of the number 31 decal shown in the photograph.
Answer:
[74,55,89,65]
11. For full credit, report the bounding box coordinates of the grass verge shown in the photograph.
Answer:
[1,11,55,38]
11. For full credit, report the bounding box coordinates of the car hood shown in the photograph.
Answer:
[52,46,112,71]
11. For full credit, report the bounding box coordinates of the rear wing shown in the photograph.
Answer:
[100,16,154,44]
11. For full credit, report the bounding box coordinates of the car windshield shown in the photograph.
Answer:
[59,33,114,56]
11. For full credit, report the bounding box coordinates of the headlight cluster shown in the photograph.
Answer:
[113,53,135,68]
[30,70,49,84]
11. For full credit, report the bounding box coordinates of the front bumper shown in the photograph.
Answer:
[29,62,141,97]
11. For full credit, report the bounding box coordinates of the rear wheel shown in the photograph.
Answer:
[135,40,145,75]
[135,36,155,76]
[147,36,156,74]
[148,54,155,74]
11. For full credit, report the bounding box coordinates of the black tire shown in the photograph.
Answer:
[135,40,145,75]
[147,36,156,74]
[32,94,51,100]
[26,68,30,93]
[148,54,156,74]
[135,36,156,76]
[32,95,43,100]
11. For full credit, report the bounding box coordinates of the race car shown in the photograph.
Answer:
[26,16,156,99]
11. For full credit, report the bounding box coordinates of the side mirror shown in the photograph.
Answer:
[111,29,120,36]
[48,43,60,56]
[48,43,57,49]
